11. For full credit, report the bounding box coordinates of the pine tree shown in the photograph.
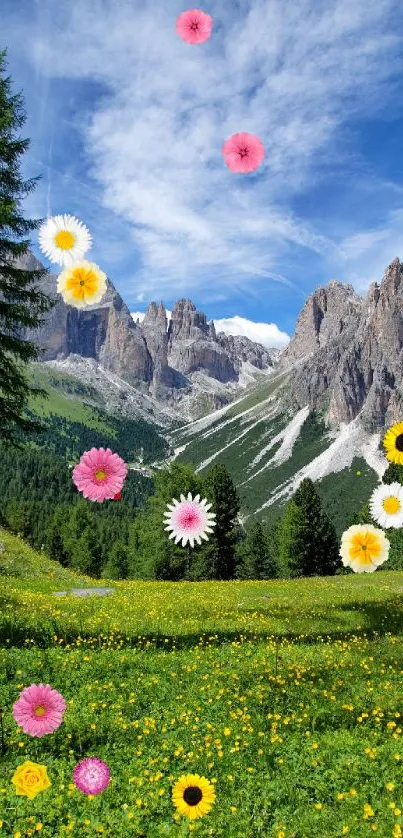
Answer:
[103,541,128,580]
[203,463,241,580]
[0,50,55,446]
[127,462,207,580]
[45,505,71,567]
[382,462,403,486]
[278,499,306,578]
[278,478,341,577]
[237,521,278,579]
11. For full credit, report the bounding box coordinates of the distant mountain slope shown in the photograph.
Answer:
[168,369,383,534]
[15,251,277,421]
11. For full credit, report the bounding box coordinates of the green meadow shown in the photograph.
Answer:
[0,528,402,837]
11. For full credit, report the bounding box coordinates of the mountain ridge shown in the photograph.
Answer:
[15,251,276,420]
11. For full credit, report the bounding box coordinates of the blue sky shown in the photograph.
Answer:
[2,0,403,348]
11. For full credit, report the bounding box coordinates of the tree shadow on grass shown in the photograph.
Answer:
[1,594,402,652]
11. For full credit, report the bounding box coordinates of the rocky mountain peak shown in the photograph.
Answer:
[142,301,168,331]
[280,279,362,367]
[11,251,275,417]
[284,257,403,430]
[167,298,210,344]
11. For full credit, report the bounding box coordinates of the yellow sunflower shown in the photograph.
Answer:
[340,524,390,573]
[172,773,216,820]
[57,261,107,309]
[383,421,403,465]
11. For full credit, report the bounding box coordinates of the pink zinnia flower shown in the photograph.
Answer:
[12,684,66,738]
[176,9,213,44]
[73,757,111,795]
[72,447,127,502]
[163,492,216,547]
[222,132,265,173]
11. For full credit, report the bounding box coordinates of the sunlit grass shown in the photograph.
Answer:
[0,529,402,837]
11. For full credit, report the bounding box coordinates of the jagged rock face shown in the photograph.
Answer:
[283,258,403,430]
[280,280,362,366]
[167,299,238,383]
[14,251,154,388]
[216,332,274,370]
[328,258,403,429]
[13,254,271,399]
[167,299,210,344]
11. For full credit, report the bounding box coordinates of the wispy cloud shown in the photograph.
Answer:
[4,0,403,313]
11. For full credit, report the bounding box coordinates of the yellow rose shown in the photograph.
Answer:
[11,762,51,800]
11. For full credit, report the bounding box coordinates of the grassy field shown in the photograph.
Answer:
[0,528,402,837]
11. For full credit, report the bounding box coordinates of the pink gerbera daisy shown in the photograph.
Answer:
[73,757,111,796]
[222,132,265,173]
[12,684,66,738]
[72,447,127,502]
[176,9,213,44]
[163,492,216,547]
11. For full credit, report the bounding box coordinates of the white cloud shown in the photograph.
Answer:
[213,316,290,349]
[131,310,289,349]
[9,0,403,301]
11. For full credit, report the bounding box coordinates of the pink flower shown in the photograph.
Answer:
[73,757,111,795]
[13,684,66,738]
[176,9,212,44]
[163,492,216,548]
[222,132,265,173]
[72,447,127,502]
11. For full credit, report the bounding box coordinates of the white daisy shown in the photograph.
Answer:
[163,492,216,548]
[39,214,92,267]
[369,482,403,529]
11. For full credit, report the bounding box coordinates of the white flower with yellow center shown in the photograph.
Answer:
[369,482,403,528]
[39,214,92,267]
[163,493,216,548]
[340,524,390,573]
[57,261,107,309]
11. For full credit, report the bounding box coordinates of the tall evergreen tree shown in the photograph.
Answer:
[0,50,55,446]
[103,540,128,580]
[203,463,241,580]
[278,478,341,577]
[382,462,403,485]
[236,520,278,579]
[127,462,207,580]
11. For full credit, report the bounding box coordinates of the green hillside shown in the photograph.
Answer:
[19,363,169,464]
[0,526,109,594]
[0,529,403,836]
[168,372,381,536]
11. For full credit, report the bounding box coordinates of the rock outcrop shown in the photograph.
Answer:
[281,258,403,430]
[13,252,273,405]
[216,332,274,371]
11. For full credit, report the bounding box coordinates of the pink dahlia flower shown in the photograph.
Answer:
[176,9,213,44]
[222,132,265,174]
[73,757,111,795]
[163,492,216,548]
[72,447,127,502]
[12,683,66,738]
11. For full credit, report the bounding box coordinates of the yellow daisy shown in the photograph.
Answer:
[340,524,390,573]
[57,261,107,309]
[39,214,92,267]
[383,422,403,465]
[172,774,216,820]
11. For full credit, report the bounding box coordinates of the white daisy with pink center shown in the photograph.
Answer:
[163,492,216,547]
